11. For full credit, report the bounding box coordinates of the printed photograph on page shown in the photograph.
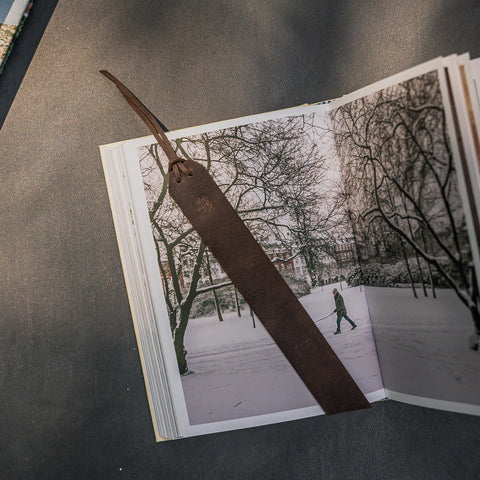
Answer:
[327,66,480,409]
[135,111,383,426]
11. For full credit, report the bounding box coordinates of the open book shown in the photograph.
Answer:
[100,55,480,441]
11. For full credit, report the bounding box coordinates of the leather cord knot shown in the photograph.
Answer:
[168,157,193,183]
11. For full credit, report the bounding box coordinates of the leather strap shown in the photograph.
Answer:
[100,70,192,182]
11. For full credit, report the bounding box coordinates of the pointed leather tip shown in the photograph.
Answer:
[100,69,114,81]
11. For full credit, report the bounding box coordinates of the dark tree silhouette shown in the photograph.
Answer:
[329,71,480,341]
[139,115,338,373]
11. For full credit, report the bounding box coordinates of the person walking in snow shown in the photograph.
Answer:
[332,288,356,334]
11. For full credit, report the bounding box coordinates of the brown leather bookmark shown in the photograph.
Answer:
[101,70,371,414]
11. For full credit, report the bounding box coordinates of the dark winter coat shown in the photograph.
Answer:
[334,292,347,317]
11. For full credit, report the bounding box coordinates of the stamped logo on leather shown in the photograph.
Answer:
[194,194,214,214]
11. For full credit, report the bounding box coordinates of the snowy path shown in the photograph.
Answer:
[366,287,480,405]
[181,284,383,425]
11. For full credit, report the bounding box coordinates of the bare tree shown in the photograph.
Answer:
[139,115,336,373]
[329,71,480,339]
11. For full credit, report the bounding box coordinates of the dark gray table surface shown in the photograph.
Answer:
[1,1,480,478]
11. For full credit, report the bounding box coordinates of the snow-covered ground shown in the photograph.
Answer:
[181,283,383,425]
[366,287,480,405]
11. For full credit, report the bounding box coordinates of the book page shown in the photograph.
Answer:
[110,103,384,438]
[468,57,480,111]
[327,57,480,414]
[459,56,480,186]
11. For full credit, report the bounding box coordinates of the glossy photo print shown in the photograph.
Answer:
[328,66,480,409]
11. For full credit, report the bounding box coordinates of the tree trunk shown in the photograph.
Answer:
[174,337,188,374]
[414,250,428,297]
[233,286,241,317]
[400,237,417,298]
[172,243,207,374]
[205,250,223,322]
[302,248,318,288]
[173,299,196,374]
[168,310,177,332]
[468,305,480,350]
[402,196,428,297]
[470,304,480,334]
[468,264,480,349]
[173,311,189,374]
[421,229,436,299]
